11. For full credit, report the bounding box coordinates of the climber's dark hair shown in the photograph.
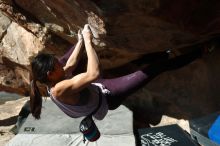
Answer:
[30,53,56,119]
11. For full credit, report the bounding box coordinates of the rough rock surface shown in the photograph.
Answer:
[0,1,220,144]
[0,0,220,95]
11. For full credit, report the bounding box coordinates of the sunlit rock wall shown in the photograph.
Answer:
[0,0,220,100]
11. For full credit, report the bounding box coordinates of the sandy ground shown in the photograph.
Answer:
[0,94,29,146]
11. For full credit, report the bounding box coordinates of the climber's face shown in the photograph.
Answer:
[47,59,65,84]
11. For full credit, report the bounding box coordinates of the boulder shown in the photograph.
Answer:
[0,0,219,104]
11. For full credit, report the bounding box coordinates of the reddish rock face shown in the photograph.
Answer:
[0,0,220,100]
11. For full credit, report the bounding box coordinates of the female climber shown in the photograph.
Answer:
[30,24,207,121]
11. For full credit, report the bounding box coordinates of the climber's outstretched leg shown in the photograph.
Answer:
[131,50,169,65]
[96,47,203,110]
[144,47,203,78]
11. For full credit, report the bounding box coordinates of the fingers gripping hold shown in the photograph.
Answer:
[82,24,93,41]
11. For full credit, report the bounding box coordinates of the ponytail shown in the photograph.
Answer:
[30,79,42,119]
[30,53,55,119]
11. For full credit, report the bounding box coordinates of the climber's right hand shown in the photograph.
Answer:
[82,24,92,42]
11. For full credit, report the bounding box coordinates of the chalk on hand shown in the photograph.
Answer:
[83,24,91,32]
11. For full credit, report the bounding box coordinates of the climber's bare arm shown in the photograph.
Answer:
[63,30,84,74]
[52,24,100,98]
